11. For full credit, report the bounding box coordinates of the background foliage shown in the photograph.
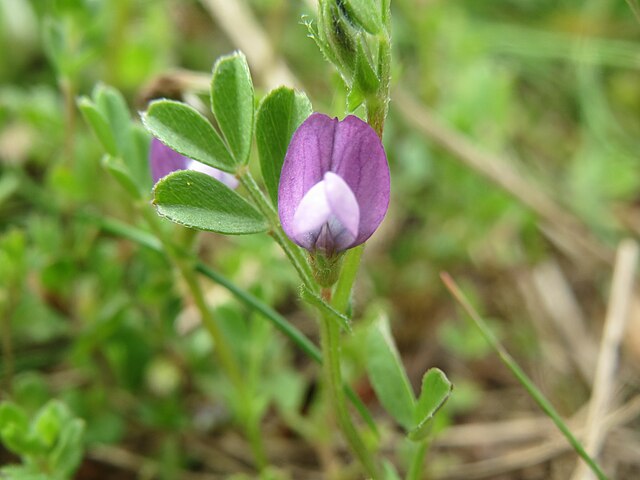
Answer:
[1,0,639,478]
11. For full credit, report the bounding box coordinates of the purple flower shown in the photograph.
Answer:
[149,138,239,189]
[278,113,390,254]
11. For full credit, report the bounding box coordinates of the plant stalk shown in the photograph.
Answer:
[320,288,380,479]
[406,440,429,480]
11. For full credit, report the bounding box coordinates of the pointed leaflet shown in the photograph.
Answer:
[408,368,453,441]
[256,87,312,204]
[77,97,117,156]
[383,461,402,480]
[80,85,151,193]
[142,100,235,172]
[102,155,143,199]
[365,314,416,430]
[211,52,255,165]
[153,170,267,234]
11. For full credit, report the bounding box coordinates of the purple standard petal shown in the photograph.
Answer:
[279,113,389,253]
[149,138,238,189]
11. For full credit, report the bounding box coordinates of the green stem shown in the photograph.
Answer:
[238,172,315,287]
[331,245,364,313]
[406,440,429,480]
[320,289,380,479]
[141,207,267,469]
[441,272,609,480]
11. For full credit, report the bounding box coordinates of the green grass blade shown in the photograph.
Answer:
[441,272,609,480]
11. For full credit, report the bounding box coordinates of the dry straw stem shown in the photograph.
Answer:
[442,272,609,479]
[570,239,639,480]
[529,260,598,383]
[432,394,640,480]
[88,444,223,480]
[392,90,613,268]
[626,0,640,23]
[199,0,300,89]
[435,416,556,448]
[516,268,587,381]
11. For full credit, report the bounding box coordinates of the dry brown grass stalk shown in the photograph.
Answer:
[570,240,639,480]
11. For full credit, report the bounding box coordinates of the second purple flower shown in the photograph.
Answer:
[278,113,390,255]
[149,137,239,189]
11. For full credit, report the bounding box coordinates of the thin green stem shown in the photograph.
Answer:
[320,289,380,479]
[238,172,315,287]
[406,440,429,480]
[332,245,364,313]
[300,284,352,332]
[140,207,267,469]
[367,28,391,139]
[441,272,609,480]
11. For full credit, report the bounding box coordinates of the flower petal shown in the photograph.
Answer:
[187,160,239,189]
[279,113,338,240]
[329,115,389,245]
[323,172,359,241]
[291,173,360,252]
[291,179,332,249]
[150,137,189,183]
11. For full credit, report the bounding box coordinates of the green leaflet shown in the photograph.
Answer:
[153,170,268,235]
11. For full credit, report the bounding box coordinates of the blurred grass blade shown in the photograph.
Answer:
[441,272,609,480]
[77,97,117,156]
[476,23,640,70]
[626,0,640,22]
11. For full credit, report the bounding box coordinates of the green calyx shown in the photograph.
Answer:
[309,250,345,288]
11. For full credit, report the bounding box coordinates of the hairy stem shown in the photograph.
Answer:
[320,288,380,479]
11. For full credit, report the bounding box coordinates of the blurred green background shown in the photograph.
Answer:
[1,0,639,478]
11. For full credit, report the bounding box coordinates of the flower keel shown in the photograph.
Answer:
[292,172,360,254]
